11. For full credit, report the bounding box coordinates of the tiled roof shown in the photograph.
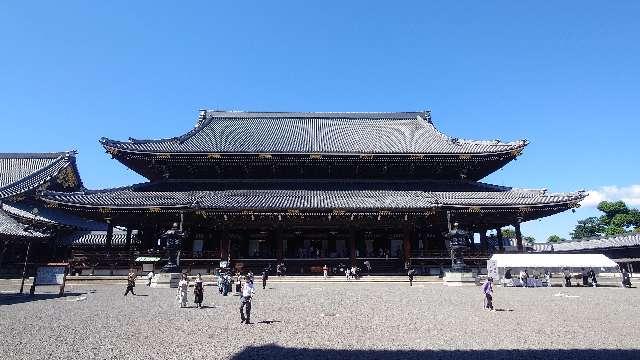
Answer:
[100,111,527,155]
[0,208,48,238]
[59,230,139,247]
[1,202,108,231]
[41,181,586,211]
[533,233,640,252]
[0,152,82,199]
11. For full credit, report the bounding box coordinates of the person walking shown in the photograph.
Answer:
[239,276,255,324]
[177,273,189,308]
[323,264,328,279]
[146,270,154,287]
[408,268,416,286]
[194,273,204,308]
[124,269,136,296]
[482,277,494,311]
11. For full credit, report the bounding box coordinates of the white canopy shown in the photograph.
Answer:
[489,253,618,269]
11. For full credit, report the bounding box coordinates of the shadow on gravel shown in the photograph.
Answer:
[231,345,640,360]
[0,292,85,306]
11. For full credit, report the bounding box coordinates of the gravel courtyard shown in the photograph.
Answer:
[1,280,639,360]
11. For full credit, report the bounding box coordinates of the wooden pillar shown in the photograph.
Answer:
[349,225,357,266]
[403,222,412,261]
[219,224,229,262]
[496,228,504,252]
[515,222,523,252]
[479,229,488,252]
[105,220,114,251]
[274,224,283,261]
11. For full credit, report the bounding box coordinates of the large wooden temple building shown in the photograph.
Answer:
[1,110,586,275]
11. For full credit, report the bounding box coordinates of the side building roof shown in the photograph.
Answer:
[0,208,48,239]
[533,233,640,252]
[100,111,527,155]
[0,152,83,200]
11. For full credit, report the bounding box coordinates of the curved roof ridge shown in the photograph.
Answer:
[100,109,526,156]
[0,151,76,159]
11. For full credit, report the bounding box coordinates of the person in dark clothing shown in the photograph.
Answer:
[563,268,572,287]
[581,268,589,286]
[124,270,136,296]
[408,268,416,286]
[622,268,632,288]
[194,273,204,308]
[588,268,598,287]
[504,269,512,280]
[261,268,269,290]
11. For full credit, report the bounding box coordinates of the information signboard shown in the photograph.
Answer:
[36,266,66,285]
[31,264,68,296]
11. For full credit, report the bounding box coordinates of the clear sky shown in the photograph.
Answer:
[1,1,639,242]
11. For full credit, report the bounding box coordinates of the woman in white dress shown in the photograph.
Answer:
[177,273,189,308]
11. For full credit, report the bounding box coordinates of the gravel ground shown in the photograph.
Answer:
[1,281,639,360]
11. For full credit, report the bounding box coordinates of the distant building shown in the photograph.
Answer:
[533,234,640,272]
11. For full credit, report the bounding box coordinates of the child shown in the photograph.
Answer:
[482,277,494,311]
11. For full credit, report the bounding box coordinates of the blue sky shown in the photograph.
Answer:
[1,1,639,241]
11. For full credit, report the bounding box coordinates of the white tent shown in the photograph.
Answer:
[489,253,618,269]
[487,253,619,281]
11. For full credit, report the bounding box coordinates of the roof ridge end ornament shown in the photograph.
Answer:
[196,109,207,127]
[423,109,432,123]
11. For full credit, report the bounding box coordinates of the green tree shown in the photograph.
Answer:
[547,235,567,243]
[571,201,640,239]
[597,201,640,236]
[523,236,536,245]
[570,216,605,239]
[501,228,516,239]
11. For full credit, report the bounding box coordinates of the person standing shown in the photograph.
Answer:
[482,277,494,311]
[261,268,269,290]
[588,268,598,287]
[239,276,255,324]
[194,273,204,308]
[563,268,572,287]
[622,268,632,288]
[581,268,589,286]
[124,269,136,296]
[519,269,528,287]
[177,273,189,308]
[408,268,416,286]
[323,264,328,279]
